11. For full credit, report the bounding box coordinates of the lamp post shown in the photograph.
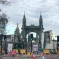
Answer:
[0,34,3,55]
[51,34,55,49]
[53,37,54,49]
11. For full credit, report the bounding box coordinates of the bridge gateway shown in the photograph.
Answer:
[21,13,44,50]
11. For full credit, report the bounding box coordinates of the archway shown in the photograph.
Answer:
[21,13,44,50]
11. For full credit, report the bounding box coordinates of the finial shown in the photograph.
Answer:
[40,10,41,15]
[24,11,25,14]
[24,11,25,17]
[0,9,1,12]
[40,10,41,14]
[40,10,42,17]
[17,22,19,27]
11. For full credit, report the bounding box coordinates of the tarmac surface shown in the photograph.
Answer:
[0,54,59,59]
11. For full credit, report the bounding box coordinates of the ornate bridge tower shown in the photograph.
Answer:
[21,13,44,49]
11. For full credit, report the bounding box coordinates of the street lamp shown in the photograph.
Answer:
[50,33,55,49]
[53,37,54,49]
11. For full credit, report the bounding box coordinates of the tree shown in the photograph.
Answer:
[0,9,8,34]
[0,0,11,5]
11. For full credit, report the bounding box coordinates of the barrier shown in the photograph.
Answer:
[20,49,26,54]
[9,50,16,57]
[43,49,49,55]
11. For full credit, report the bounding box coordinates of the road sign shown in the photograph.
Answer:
[8,43,13,53]
[33,44,38,51]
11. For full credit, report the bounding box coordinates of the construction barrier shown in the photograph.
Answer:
[43,49,57,55]
[43,49,49,55]
[9,50,16,57]
[13,49,18,54]
[50,49,57,54]
[20,49,26,54]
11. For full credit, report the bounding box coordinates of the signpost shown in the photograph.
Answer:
[8,43,13,54]
[57,36,59,53]
[0,35,3,55]
[33,44,38,54]
[33,44,38,51]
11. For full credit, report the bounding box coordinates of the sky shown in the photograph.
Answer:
[0,0,59,38]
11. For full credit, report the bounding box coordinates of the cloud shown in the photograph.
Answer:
[0,0,59,35]
[6,22,22,34]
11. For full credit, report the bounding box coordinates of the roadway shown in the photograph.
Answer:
[1,55,59,59]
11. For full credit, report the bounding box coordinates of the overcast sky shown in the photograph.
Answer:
[0,0,59,36]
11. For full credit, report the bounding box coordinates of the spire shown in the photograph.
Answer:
[17,22,19,28]
[23,11,26,19]
[39,12,43,24]
[24,11,25,17]
[39,12,43,29]
[40,11,42,21]
[16,22,19,31]
[23,12,26,26]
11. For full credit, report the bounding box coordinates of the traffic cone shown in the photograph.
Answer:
[48,53,50,56]
[41,53,44,59]
[32,54,36,59]
[3,54,6,58]
[57,53,59,56]
[8,53,10,57]
[16,54,19,57]
[50,56,54,59]
[31,53,33,58]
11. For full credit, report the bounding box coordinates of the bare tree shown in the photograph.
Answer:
[0,9,8,34]
[0,0,11,5]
